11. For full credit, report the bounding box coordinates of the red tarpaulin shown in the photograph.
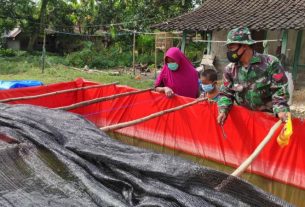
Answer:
[1,78,304,190]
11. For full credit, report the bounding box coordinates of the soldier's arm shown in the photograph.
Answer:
[269,57,290,114]
[217,65,235,114]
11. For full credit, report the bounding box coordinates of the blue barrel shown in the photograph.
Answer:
[0,80,43,90]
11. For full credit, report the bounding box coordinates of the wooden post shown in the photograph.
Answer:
[215,120,283,191]
[207,31,212,55]
[154,46,157,78]
[281,30,288,56]
[55,88,154,111]
[263,31,269,54]
[181,31,187,53]
[263,42,269,54]
[133,30,136,76]
[292,30,303,79]
[42,28,46,73]
[101,97,207,132]
[0,82,118,103]
[230,120,282,177]
[280,30,288,66]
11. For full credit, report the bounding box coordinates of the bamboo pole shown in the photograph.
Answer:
[215,120,282,191]
[133,30,136,76]
[101,97,207,132]
[0,82,118,103]
[42,28,46,73]
[181,31,187,53]
[56,88,154,111]
[154,46,157,79]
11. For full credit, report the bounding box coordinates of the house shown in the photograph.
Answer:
[2,27,107,54]
[152,0,305,86]
[2,28,23,50]
[2,28,58,52]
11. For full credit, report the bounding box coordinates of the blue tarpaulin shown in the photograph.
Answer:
[0,80,43,90]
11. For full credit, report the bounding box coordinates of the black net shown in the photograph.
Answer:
[0,104,292,207]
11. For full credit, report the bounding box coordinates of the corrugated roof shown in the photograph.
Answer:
[152,0,305,31]
[2,28,22,38]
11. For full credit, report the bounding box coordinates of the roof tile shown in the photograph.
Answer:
[152,0,305,31]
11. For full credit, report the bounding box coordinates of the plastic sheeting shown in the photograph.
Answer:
[0,80,43,90]
[0,78,304,190]
[0,104,292,206]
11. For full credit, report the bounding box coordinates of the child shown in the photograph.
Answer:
[199,69,219,102]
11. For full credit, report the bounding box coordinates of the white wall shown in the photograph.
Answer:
[7,40,20,50]
[211,30,229,74]
[211,30,227,60]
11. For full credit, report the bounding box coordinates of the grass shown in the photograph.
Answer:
[0,54,154,89]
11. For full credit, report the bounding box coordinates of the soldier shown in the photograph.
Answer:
[217,27,290,125]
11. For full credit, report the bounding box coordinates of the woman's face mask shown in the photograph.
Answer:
[226,45,245,63]
[167,63,179,71]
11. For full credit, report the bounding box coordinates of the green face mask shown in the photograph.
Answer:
[167,63,179,71]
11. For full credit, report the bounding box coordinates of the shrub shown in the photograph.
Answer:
[63,39,205,69]
[137,35,154,54]
[0,48,17,57]
[65,42,134,69]
[185,42,206,63]
[115,52,133,67]
[66,48,95,67]
[137,53,154,65]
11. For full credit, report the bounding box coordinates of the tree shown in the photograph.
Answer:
[0,0,36,33]
[27,0,49,51]
[0,0,203,50]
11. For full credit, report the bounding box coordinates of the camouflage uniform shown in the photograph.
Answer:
[217,28,290,114]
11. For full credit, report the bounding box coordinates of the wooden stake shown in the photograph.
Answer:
[133,30,136,76]
[56,88,154,111]
[42,28,46,73]
[215,120,282,191]
[154,46,157,79]
[181,31,187,53]
[101,97,207,132]
[0,82,118,103]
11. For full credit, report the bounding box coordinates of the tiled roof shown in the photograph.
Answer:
[152,0,305,31]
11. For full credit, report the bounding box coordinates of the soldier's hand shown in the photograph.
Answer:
[217,112,227,125]
[164,87,174,97]
[278,112,288,122]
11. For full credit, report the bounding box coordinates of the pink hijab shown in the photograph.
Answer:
[155,47,199,98]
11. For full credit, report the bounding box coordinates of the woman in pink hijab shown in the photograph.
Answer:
[155,47,199,98]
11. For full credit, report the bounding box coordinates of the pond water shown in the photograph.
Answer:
[108,132,305,207]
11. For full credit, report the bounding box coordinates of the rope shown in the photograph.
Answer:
[193,39,282,43]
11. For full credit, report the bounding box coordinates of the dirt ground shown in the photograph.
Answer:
[290,88,305,119]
